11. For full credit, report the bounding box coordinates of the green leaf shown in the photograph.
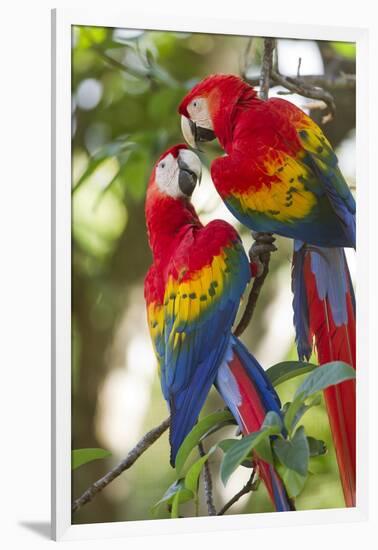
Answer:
[175,410,234,474]
[184,450,213,495]
[220,422,281,486]
[281,467,307,498]
[284,362,355,434]
[218,439,253,468]
[266,361,318,387]
[273,426,309,476]
[283,399,303,433]
[262,410,283,431]
[307,437,327,457]
[170,487,194,518]
[152,479,193,515]
[294,361,355,401]
[254,438,274,465]
[285,394,321,432]
[72,448,111,470]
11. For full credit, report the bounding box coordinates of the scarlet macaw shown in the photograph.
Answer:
[144,144,294,511]
[179,75,356,507]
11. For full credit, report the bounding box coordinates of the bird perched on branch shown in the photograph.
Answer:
[144,144,294,512]
[179,74,356,507]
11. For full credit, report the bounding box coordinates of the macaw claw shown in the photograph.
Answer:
[249,232,277,277]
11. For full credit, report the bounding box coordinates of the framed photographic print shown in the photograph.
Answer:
[52,8,369,541]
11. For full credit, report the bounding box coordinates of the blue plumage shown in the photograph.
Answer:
[159,236,251,465]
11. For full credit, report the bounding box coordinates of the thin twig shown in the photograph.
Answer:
[72,417,170,513]
[217,471,256,515]
[271,70,336,121]
[246,73,356,91]
[198,442,217,516]
[297,57,302,77]
[246,71,355,122]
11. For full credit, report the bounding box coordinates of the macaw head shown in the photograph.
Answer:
[179,74,257,149]
[148,143,202,200]
[146,144,203,247]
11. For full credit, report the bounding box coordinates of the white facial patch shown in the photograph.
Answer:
[187,97,213,130]
[155,153,184,199]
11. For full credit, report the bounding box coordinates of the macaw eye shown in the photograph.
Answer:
[193,101,197,108]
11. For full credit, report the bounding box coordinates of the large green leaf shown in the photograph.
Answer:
[281,467,307,498]
[284,395,321,433]
[273,426,309,476]
[175,410,234,474]
[294,361,355,401]
[218,439,253,468]
[262,410,283,430]
[72,448,111,470]
[284,362,355,434]
[266,361,318,387]
[171,488,193,518]
[254,438,274,465]
[184,447,215,495]
[220,418,282,486]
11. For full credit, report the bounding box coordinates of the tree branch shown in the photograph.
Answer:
[198,442,217,516]
[217,471,256,515]
[234,245,272,337]
[72,417,170,513]
[271,70,337,120]
[246,71,355,123]
[246,73,356,92]
[259,38,276,101]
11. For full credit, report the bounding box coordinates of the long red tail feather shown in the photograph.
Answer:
[216,339,294,512]
[303,250,356,507]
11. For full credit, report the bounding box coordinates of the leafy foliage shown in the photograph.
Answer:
[175,410,234,474]
[266,361,318,387]
[153,360,355,516]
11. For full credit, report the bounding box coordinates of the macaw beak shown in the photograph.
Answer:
[181,115,216,149]
[177,149,202,197]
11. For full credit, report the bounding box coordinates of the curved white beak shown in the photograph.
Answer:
[181,115,196,148]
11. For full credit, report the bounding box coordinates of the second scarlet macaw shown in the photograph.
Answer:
[179,74,356,507]
[144,144,294,512]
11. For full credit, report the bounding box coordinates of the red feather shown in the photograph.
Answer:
[227,354,294,511]
[303,253,356,507]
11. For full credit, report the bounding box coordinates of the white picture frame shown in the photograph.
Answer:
[52,8,369,541]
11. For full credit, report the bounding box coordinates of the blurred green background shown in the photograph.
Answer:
[71,26,356,524]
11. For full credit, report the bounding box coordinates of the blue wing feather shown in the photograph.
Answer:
[158,227,251,465]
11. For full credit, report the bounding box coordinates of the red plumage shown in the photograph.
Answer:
[227,355,288,507]
[145,145,293,510]
[303,253,356,506]
[179,74,356,507]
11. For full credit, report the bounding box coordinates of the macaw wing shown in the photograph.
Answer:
[211,143,322,228]
[161,223,251,463]
[270,99,356,243]
[145,266,165,372]
[212,100,355,246]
